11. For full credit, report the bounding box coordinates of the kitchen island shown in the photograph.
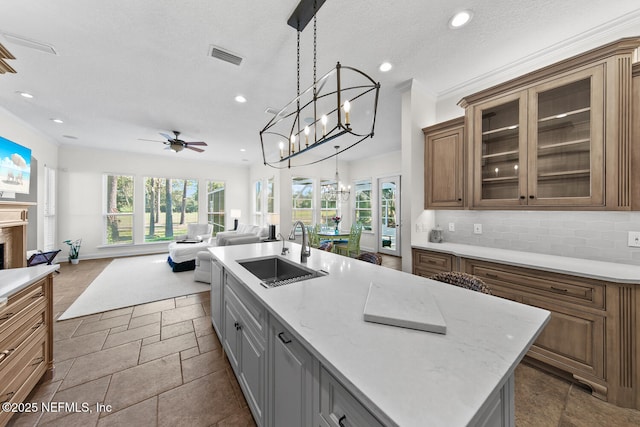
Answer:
[209,242,549,426]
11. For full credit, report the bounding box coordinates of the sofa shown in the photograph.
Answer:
[215,223,269,246]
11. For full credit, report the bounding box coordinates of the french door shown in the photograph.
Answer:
[378,176,400,256]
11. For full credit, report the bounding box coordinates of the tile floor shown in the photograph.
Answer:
[7,256,640,426]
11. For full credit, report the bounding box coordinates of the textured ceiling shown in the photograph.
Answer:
[0,0,639,165]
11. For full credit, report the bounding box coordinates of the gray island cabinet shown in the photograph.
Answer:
[208,242,549,427]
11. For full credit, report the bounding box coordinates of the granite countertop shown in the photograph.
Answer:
[209,242,550,427]
[0,264,60,299]
[412,242,640,284]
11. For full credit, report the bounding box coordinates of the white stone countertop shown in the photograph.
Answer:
[0,264,60,299]
[209,242,550,427]
[412,242,640,284]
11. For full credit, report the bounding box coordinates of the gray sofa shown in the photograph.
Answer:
[215,223,269,246]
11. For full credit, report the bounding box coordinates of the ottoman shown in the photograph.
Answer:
[167,241,213,272]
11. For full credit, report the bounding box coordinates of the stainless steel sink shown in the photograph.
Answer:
[238,256,327,288]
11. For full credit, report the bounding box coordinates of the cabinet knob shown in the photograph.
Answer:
[457,198,462,202]
[529,195,535,199]
[338,415,347,427]
[519,196,525,200]
[234,321,241,330]
[278,332,292,344]
[0,312,14,322]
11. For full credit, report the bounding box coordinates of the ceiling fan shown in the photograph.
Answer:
[139,130,208,153]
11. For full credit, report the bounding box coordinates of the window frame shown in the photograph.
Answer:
[103,173,135,245]
[354,179,373,232]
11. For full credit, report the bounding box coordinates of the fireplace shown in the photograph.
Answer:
[0,201,32,269]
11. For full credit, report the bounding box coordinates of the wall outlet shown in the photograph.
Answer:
[415,223,422,232]
[628,231,640,247]
[473,223,483,234]
[448,222,455,232]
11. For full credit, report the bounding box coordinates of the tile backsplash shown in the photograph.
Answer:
[433,210,640,265]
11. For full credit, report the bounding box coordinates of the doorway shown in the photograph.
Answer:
[378,176,400,256]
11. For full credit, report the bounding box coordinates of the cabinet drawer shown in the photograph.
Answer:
[225,277,266,340]
[0,303,46,372]
[412,249,453,277]
[318,366,384,427]
[466,261,604,309]
[0,279,46,330]
[0,329,47,405]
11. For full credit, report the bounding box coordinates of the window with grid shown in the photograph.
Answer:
[266,177,275,214]
[254,180,263,225]
[207,181,225,235]
[320,179,338,228]
[354,180,373,231]
[292,177,314,226]
[143,177,198,242]
[104,174,134,245]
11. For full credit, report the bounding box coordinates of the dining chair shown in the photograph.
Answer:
[356,251,382,265]
[429,271,491,295]
[334,224,362,257]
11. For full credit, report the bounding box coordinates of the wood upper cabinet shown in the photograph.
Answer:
[460,37,640,210]
[423,117,465,208]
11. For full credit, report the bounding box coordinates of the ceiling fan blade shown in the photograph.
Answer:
[185,141,207,146]
[138,138,167,143]
[159,132,173,141]
[185,146,205,153]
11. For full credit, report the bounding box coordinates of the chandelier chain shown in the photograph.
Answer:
[313,0,317,85]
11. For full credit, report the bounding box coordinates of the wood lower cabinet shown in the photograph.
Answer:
[411,248,454,278]
[461,258,638,408]
[0,273,54,427]
[423,117,465,209]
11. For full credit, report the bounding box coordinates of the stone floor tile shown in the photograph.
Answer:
[128,311,161,330]
[53,319,81,342]
[193,316,214,337]
[182,348,227,383]
[104,354,182,413]
[158,371,240,427]
[197,332,221,353]
[559,384,640,427]
[97,397,157,426]
[73,314,131,337]
[102,322,160,349]
[99,306,133,320]
[8,380,62,427]
[161,304,205,327]
[514,363,570,427]
[202,302,211,317]
[142,334,161,346]
[38,376,111,424]
[39,409,101,427]
[131,299,175,318]
[139,332,198,364]
[224,363,247,409]
[160,319,194,340]
[175,292,209,308]
[217,409,258,427]
[180,347,200,361]
[54,330,108,362]
[59,341,141,391]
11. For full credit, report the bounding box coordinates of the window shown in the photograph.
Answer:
[43,166,56,251]
[207,181,225,235]
[104,174,134,245]
[266,177,275,214]
[144,177,198,242]
[354,180,372,231]
[292,177,314,225]
[320,179,338,228]
[254,180,263,224]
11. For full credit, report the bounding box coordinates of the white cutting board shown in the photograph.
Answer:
[363,281,446,334]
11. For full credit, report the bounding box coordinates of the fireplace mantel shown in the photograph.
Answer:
[0,201,35,269]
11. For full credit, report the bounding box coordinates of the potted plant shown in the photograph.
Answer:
[63,238,82,264]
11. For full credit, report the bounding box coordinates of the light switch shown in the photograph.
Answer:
[448,223,455,232]
[628,231,640,247]
[473,224,482,234]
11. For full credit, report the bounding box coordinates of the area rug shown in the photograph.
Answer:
[58,254,210,320]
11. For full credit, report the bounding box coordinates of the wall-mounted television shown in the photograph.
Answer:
[0,136,32,195]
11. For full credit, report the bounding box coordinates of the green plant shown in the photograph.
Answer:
[63,238,82,260]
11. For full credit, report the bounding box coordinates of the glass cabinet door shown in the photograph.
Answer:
[473,93,527,206]
[528,66,604,206]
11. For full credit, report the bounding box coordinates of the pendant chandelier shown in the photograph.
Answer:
[260,0,380,169]
[321,145,350,201]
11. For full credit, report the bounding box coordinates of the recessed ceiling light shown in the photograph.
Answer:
[240,148,246,152]
[449,10,473,28]
[17,91,33,98]
[50,118,64,124]
[235,95,247,103]
[379,62,393,72]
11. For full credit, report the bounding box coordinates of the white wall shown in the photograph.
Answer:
[57,145,249,260]
[0,107,59,252]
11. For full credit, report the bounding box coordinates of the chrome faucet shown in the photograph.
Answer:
[277,233,289,256]
[289,221,311,263]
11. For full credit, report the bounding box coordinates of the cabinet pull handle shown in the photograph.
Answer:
[529,195,535,199]
[486,273,499,279]
[338,414,347,427]
[234,321,242,331]
[278,332,292,344]
[0,312,14,321]
[32,321,44,330]
[427,260,437,264]
[550,286,568,293]
[32,356,44,366]
[0,349,14,363]
[1,391,15,404]
[519,196,525,200]
[31,291,45,299]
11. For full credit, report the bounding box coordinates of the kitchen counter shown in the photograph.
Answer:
[209,242,550,426]
[412,242,640,284]
[0,264,60,299]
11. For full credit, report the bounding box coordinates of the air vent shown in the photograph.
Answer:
[209,45,243,66]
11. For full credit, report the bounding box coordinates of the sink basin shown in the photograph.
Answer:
[238,256,327,288]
